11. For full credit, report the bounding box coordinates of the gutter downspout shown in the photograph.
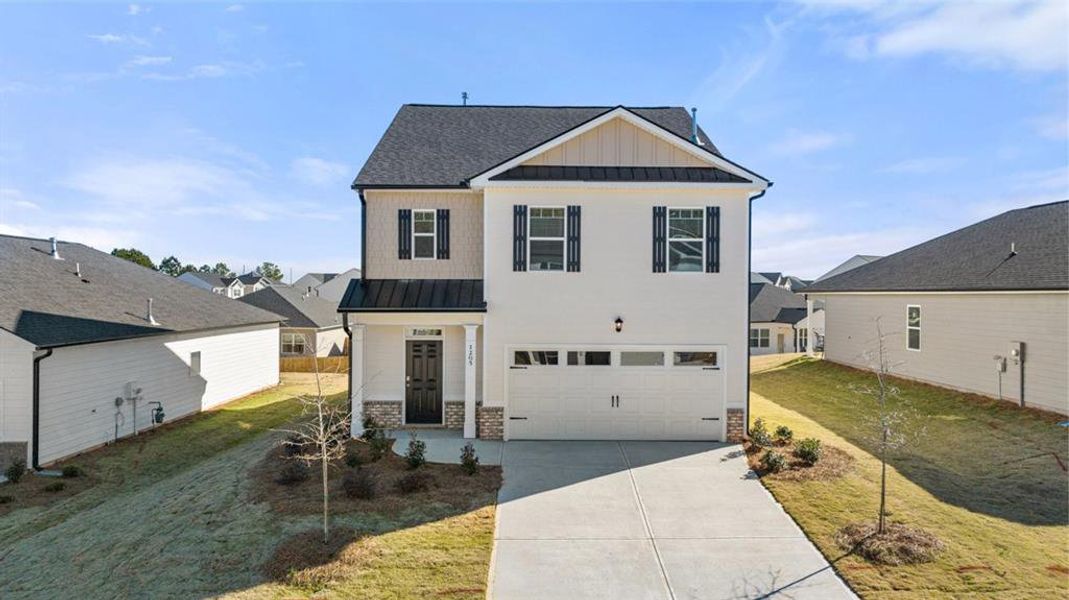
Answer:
[341,313,353,417]
[357,188,367,281]
[746,183,772,439]
[32,348,53,470]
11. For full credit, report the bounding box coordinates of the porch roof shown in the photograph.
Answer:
[338,279,487,313]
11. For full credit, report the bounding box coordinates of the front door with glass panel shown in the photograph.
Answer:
[406,340,443,424]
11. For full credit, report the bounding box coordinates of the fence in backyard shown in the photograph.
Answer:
[280,356,349,373]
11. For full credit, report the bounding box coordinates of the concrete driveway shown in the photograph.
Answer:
[490,441,855,600]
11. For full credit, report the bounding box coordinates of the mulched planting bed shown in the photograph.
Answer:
[0,465,94,515]
[744,440,855,481]
[262,526,379,588]
[836,521,945,565]
[249,438,502,517]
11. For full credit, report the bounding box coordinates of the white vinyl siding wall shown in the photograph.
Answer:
[36,323,279,464]
[0,329,35,452]
[821,293,1069,415]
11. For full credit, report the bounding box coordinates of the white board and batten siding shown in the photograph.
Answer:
[821,293,1069,415]
[36,323,279,465]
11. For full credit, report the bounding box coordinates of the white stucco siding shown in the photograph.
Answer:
[482,187,752,416]
[36,323,279,465]
[820,292,1069,414]
[0,330,35,452]
[361,324,483,410]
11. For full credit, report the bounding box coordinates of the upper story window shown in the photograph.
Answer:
[907,305,921,351]
[529,207,566,271]
[668,208,704,272]
[412,209,437,259]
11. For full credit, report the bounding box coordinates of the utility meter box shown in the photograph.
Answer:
[124,381,142,399]
[1009,342,1025,365]
[993,355,1006,372]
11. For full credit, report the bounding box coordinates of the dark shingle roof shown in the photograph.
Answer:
[339,279,486,312]
[490,165,748,183]
[183,271,228,288]
[806,201,1069,293]
[354,105,730,187]
[234,274,268,285]
[749,283,807,323]
[239,286,342,329]
[0,235,281,347]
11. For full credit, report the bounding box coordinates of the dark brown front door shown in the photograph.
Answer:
[406,340,442,424]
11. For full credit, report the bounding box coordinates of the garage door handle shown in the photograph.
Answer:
[509,417,527,421]
[701,417,720,421]
[510,366,527,370]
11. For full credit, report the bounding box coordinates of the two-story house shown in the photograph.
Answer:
[340,105,769,442]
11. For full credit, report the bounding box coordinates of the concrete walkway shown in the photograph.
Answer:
[489,441,855,600]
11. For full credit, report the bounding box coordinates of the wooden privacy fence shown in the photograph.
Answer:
[280,356,349,373]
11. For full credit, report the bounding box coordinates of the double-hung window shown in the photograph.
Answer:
[412,209,436,259]
[907,305,921,351]
[667,208,704,272]
[749,328,769,348]
[282,333,307,355]
[529,207,566,271]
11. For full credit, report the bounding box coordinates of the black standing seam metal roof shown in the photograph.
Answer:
[805,201,1069,293]
[490,165,749,183]
[339,279,487,312]
[353,105,767,188]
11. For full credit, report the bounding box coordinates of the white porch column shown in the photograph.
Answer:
[463,324,479,439]
[350,324,366,438]
[805,297,815,357]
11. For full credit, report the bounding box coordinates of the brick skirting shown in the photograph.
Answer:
[726,408,745,443]
[476,406,504,440]
[444,401,465,429]
[363,400,402,429]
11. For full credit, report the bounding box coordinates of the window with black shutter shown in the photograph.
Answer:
[705,206,720,273]
[398,208,412,260]
[436,209,450,259]
[513,205,527,271]
[652,206,667,272]
[566,205,581,272]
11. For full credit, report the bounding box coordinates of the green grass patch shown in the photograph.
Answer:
[751,359,1069,598]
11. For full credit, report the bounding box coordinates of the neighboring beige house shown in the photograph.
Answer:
[239,286,348,357]
[805,201,1068,415]
[749,282,813,354]
[177,272,272,299]
[312,268,361,302]
[341,104,769,442]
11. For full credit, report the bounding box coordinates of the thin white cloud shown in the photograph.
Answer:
[141,61,264,81]
[878,156,965,175]
[290,157,350,186]
[0,222,138,250]
[127,4,147,16]
[125,55,172,67]
[1031,113,1069,140]
[0,188,40,211]
[88,33,148,46]
[751,211,818,238]
[690,17,792,112]
[768,129,850,155]
[225,4,245,12]
[754,226,936,279]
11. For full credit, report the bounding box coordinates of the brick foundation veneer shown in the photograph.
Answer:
[476,406,504,440]
[726,408,745,443]
[444,401,465,429]
[363,400,402,429]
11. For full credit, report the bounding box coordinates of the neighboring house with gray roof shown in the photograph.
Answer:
[0,235,281,471]
[815,254,882,282]
[292,272,338,295]
[748,283,819,355]
[310,268,361,303]
[805,201,1068,414]
[177,271,271,299]
[240,286,348,358]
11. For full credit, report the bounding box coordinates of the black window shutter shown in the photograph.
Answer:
[513,205,527,271]
[652,206,666,273]
[706,206,720,273]
[398,209,411,260]
[436,209,450,259]
[566,205,581,272]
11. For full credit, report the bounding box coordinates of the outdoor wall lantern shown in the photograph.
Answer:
[614,317,624,333]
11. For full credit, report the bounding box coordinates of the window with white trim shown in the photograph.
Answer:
[282,332,307,355]
[667,208,704,272]
[412,209,436,259]
[749,328,770,348]
[907,305,921,351]
[189,351,201,376]
[231,286,244,298]
[528,207,566,271]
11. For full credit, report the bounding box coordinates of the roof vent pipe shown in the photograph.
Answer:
[462,91,468,106]
[147,298,159,326]
[690,107,699,144]
[50,237,62,260]
[74,262,81,277]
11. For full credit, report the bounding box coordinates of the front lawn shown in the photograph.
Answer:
[751,359,1068,598]
[0,373,500,599]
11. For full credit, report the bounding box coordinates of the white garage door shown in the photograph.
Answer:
[507,347,725,441]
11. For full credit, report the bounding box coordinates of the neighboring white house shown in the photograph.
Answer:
[312,268,361,302]
[177,271,246,298]
[805,201,1068,415]
[749,282,815,354]
[341,104,769,442]
[240,286,348,357]
[0,235,281,471]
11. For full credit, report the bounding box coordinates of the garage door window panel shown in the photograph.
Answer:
[514,350,559,366]
[673,351,718,367]
[620,351,665,367]
[566,350,611,366]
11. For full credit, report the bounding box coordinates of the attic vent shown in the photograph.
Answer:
[50,237,62,260]
[147,298,159,326]
[690,107,701,145]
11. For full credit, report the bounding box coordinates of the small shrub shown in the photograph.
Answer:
[404,436,427,470]
[460,442,479,476]
[5,459,26,483]
[749,418,772,448]
[395,471,433,494]
[361,419,391,461]
[341,469,377,500]
[275,460,310,486]
[774,425,793,444]
[360,417,383,443]
[368,435,391,462]
[44,481,65,493]
[61,465,84,478]
[344,448,363,468]
[281,434,307,458]
[760,450,786,473]
[0,495,13,504]
[794,438,823,465]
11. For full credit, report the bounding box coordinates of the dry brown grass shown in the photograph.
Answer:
[836,521,945,566]
[745,440,855,481]
[261,527,380,589]
[249,439,502,518]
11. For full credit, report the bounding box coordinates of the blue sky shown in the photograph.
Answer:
[1,1,1066,280]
